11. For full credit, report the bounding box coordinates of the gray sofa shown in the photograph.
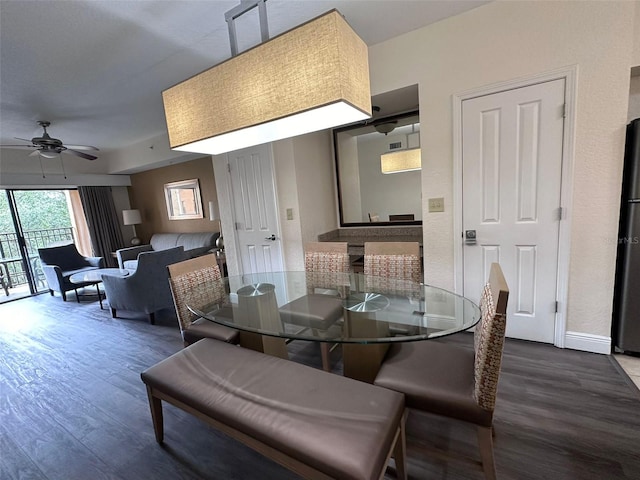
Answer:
[116,232,219,270]
[38,243,105,301]
[102,246,187,324]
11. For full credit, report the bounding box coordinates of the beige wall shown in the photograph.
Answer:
[369,1,637,338]
[273,138,303,271]
[630,75,640,121]
[634,2,640,66]
[128,156,219,244]
[274,131,338,271]
[293,131,338,249]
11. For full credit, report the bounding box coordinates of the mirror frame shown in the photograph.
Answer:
[333,110,422,227]
[164,178,204,220]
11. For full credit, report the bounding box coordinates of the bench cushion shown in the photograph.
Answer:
[142,339,404,480]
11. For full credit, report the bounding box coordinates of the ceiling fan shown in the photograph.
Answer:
[1,121,99,160]
[366,106,398,135]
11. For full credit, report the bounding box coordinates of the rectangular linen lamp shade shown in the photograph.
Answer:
[381,148,422,174]
[162,9,371,155]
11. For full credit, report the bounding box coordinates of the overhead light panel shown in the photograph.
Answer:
[163,6,371,155]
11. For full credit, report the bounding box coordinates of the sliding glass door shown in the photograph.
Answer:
[0,189,80,302]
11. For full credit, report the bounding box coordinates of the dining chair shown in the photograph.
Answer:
[373,262,509,480]
[278,242,349,371]
[364,241,421,280]
[340,241,423,382]
[167,254,239,347]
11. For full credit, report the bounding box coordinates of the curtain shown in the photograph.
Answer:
[67,190,93,257]
[78,186,124,267]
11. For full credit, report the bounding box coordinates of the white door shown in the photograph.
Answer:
[462,79,565,343]
[228,144,284,274]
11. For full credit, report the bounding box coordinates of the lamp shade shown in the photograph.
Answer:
[122,209,142,226]
[208,201,216,221]
[163,9,371,155]
[381,148,422,174]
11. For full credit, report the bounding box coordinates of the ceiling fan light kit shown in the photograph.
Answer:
[374,122,397,135]
[163,7,371,155]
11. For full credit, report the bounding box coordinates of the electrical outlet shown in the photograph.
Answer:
[286,208,294,220]
[428,197,444,213]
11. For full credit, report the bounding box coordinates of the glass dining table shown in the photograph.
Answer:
[187,271,480,383]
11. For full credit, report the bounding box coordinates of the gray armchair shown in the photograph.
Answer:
[102,246,187,324]
[38,243,104,301]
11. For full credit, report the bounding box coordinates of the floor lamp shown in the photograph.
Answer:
[209,202,224,253]
[122,209,142,246]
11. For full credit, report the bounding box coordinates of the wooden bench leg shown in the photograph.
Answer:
[146,386,164,443]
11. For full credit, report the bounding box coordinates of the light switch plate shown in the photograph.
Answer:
[428,197,445,213]
[286,208,294,220]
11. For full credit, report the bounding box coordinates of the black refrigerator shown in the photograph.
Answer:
[613,117,640,353]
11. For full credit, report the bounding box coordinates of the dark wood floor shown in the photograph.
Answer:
[1,292,639,480]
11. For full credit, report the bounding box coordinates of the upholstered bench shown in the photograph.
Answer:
[141,339,407,480]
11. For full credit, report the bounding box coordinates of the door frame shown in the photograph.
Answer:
[452,65,577,348]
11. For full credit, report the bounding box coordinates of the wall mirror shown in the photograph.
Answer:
[334,85,421,226]
[164,178,203,220]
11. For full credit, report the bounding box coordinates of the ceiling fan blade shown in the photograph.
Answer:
[0,144,37,148]
[64,144,99,151]
[65,149,97,161]
[14,137,33,142]
[29,150,40,157]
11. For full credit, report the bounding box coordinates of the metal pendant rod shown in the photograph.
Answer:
[225,0,269,57]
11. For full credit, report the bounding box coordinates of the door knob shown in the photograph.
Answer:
[464,230,477,245]
[265,234,277,241]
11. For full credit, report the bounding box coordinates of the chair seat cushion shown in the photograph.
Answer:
[278,294,343,330]
[123,260,138,270]
[374,340,493,427]
[61,266,99,279]
[183,317,239,345]
[142,339,404,480]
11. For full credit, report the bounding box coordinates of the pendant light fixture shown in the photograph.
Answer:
[163,2,372,155]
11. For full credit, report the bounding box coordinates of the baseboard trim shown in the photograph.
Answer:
[564,331,611,355]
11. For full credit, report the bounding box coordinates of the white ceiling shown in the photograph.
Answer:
[0,0,486,158]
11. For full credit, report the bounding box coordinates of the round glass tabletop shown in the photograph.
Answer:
[187,271,480,345]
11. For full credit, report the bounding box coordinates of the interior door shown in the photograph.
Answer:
[462,79,565,343]
[228,144,284,274]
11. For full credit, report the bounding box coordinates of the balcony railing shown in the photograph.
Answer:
[0,227,75,287]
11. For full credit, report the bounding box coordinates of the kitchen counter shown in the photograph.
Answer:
[318,227,423,257]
